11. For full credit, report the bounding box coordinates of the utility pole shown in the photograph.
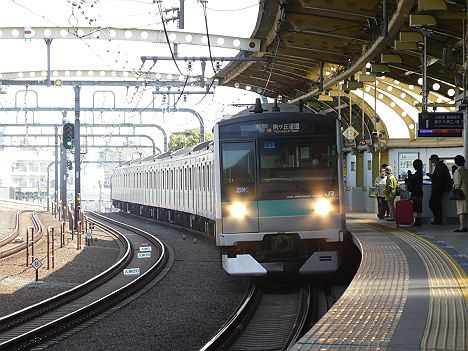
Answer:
[73,86,81,231]
[54,126,58,216]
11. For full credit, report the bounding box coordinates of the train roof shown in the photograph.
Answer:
[116,141,213,168]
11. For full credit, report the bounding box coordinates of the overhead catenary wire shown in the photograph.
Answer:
[200,0,217,75]
[171,75,190,108]
[155,0,184,76]
[206,1,261,12]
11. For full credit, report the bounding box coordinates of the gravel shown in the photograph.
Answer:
[0,211,120,317]
[48,211,249,351]
[0,209,16,240]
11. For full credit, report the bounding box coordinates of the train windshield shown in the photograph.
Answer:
[259,138,337,199]
[221,142,256,200]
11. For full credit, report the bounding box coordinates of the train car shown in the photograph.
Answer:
[111,102,346,276]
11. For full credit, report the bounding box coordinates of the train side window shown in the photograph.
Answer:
[204,165,207,190]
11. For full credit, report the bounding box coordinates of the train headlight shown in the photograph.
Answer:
[313,198,332,216]
[229,202,247,219]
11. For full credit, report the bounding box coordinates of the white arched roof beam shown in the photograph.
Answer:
[0,27,260,52]
[360,87,412,140]
[379,78,457,112]
[349,91,388,139]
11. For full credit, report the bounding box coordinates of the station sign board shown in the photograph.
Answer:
[418,112,463,137]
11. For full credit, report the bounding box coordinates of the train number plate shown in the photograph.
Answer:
[139,246,152,252]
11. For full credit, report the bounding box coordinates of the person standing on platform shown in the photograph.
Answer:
[384,166,397,221]
[452,155,468,232]
[427,154,452,224]
[406,159,423,226]
[375,168,388,219]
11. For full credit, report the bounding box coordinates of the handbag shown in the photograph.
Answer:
[448,188,465,200]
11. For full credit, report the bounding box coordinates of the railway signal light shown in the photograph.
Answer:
[63,123,74,149]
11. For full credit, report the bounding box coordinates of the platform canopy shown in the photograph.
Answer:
[218,0,466,142]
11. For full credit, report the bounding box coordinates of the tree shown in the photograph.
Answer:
[168,128,213,152]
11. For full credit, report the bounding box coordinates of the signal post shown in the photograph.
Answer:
[73,86,81,233]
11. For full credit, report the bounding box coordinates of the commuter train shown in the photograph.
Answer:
[111,102,346,276]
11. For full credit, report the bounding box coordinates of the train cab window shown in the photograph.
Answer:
[259,139,337,197]
[221,142,255,199]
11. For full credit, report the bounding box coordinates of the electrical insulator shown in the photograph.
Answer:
[162,95,167,103]
[187,61,192,71]
[183,94,187,102]
[215,61,221,71]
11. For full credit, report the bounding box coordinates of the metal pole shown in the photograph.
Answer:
[179,0,185,29]
[319,61,324,92]
[45,39,52,87]
[464,109,468,163]
[337,83,346,233]
[47,227,50,270]
[74,86,81,232]
[51,226,55,269]
[422,31,428,113]
[30,226,34,264]
[25,228,29,267]
[382,0,388,37]
[47,165,50,212]
[60,142,67,219]
[54,126,59,217]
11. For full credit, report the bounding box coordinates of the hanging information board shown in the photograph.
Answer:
[418,112,463,137]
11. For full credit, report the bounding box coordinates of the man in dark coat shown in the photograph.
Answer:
[406,159,423,226]
[427,154,452,224]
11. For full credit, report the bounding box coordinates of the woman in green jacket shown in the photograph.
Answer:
[384,166,398,221]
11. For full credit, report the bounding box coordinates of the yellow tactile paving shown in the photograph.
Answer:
[293,219,467,351]
[293,224,409,350]
[393,230,467,351]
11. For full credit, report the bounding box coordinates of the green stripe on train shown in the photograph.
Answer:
[258,199,311,216]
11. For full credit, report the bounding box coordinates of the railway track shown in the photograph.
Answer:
[0,212,170,350]
[0,211,43,259]
[201,281,311,351]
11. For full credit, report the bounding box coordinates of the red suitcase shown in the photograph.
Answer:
[396,200,413,226]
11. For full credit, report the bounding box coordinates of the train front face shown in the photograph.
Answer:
[214,112,343,276]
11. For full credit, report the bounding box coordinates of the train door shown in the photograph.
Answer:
[220,141,258,233]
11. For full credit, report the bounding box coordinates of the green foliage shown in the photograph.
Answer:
[168,128,213,152]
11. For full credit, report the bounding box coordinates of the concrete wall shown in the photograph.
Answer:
[363,152,373,187]
[346,154,357,187]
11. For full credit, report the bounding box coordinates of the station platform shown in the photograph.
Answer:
[292,213,467,351]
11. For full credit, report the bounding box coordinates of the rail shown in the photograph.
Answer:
[0,212,168,350]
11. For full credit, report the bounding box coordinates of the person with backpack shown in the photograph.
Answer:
[384,166,398,221]
[406,159,423,226]
[427,154,452,224]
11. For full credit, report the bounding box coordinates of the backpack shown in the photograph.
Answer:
[442,164,453,191]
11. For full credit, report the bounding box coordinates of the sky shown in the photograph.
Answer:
[0,0,263,192]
